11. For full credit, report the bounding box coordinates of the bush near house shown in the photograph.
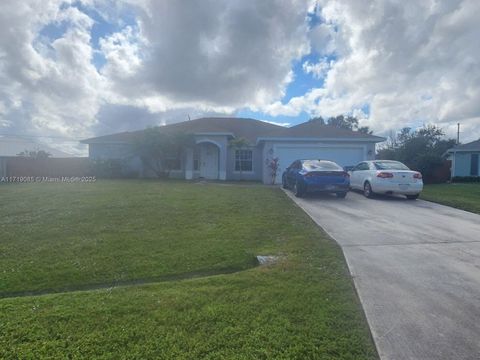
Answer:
[134,129,195,178]
[89,159,140,179]
[452,176,480,183]
[377,125,456,183]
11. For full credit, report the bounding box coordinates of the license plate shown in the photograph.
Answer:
[399,184,409,190]
[326,185,336,190]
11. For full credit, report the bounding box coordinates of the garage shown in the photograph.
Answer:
[273,144,366,184]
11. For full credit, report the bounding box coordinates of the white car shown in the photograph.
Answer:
[349,160,423,200]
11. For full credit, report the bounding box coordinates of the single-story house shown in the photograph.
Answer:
[80,117,385,184]
[445,139,480,178]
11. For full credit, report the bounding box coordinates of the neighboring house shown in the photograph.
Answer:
[80,117,385,184]
[446,139,480,178]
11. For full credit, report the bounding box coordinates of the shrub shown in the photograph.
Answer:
[89,159,124,179]
[452,176,480,183]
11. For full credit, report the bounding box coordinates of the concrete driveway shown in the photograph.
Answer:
[285,190,480,360]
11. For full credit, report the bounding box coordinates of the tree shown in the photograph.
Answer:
[377,125,456,183]
[17,149,51,159]
[309,116,325,124]
[327,115,358,130]
[229,137,250,180]
[357,126,373,135]
[134,128,195,178]
[309,114,372,134]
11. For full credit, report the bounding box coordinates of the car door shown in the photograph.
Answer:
[286,161,300,186]
[350,163,361,189]
[351,162,369,189]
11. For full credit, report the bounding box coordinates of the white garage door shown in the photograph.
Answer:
[274,145,365,184]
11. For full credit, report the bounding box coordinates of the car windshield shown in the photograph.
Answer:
[374,161,410,170]
[302,160,342,171]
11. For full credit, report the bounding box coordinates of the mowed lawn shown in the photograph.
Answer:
[421,183,480,214]
[0,180,377,359]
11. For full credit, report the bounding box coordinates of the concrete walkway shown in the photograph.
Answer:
[285,190,480,360]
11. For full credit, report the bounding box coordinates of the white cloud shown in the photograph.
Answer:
[113,0,311,109]
[1,0,479,156]
[0,0,312,154]
[302,58,331,79]
[269,0,480,141]
[259,119,291,127]
[0,0,104,152]
[100,25,144,79]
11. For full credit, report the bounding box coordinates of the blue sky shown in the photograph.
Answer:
[1,0,479,154]
[39,1,335,128]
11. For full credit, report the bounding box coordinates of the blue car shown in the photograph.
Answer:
[282,159,350,198]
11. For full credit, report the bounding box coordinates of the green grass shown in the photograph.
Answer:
[421,183,480,214]
[0,180,377,359]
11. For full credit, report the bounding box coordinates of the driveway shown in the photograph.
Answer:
[285,190,480,360]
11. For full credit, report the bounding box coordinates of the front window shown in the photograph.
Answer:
[374,161,409,170]
[235,150,253,172]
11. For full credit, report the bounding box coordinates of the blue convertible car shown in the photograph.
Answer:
[282,159,350,198]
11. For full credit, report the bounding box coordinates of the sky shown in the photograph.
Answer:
[0,0,479,155]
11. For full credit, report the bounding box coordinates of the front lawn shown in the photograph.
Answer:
[421,183,480,214]
[0,180,377,359]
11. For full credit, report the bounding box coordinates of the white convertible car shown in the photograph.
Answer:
[349,160,423,200]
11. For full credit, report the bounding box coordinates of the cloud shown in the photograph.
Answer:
[0,0,103,145]
[1,0,479,156]
[0,0,311,154]
[259,119,290,127]
[270,0,480,141]
[302,58,331,79]
[111,0,311,108]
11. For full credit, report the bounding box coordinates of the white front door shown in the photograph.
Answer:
[200,143,219,179]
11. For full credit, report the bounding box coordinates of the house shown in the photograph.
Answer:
[80,117,385,184]
[446,139,480,178]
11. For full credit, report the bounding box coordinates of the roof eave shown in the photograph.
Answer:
[256,136,386,145]
[80,139,132,144]
[194,132,235,137]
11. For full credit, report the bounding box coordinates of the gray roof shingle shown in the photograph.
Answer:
[257,120,385,141]
[81,117,385,144]
[449,139,480,151]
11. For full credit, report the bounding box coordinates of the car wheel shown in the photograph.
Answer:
[293,181,304,198]
[406,194,419,200]
[363,182,374,198]
[336,192,347,199]
[282,175,288,189]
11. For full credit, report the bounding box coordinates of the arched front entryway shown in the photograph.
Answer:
[196,141,220,180]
